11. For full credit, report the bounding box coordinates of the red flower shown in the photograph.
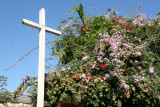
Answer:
[69,76,72,78]
[81,24,86,29]
[116,18,120,21]
[112,19,115,22]
[100,64,106,69]
[86,29,90,31]
[100,64,103,68]
[75,76,80,79]
[109,81,112,84]
[101,77,104,80]
[104,41,108,44]
[86,75,94,80]
[120,24,125,28]
[117,95,120,98]
[126,26,133,31]
[126,25,129,27]
[86,75,92,78]
[102,65,106,69]
[124,69,128,73]
[86,75,93,78]
[113,12,116,15]
[108,8,111,11]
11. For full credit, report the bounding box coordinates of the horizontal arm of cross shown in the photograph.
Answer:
[22,19,61,36]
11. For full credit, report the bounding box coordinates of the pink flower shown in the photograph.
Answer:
[133,19,139,26]
[99,33,102,37]
[124,84,129,91]
[104,58,110,62]
[70,20,73,23]
[60,26,64,30]
[34,80,38,83]
[62,68,66,71]
[147,21,152,26]
[105,14,110,19]
[50,70,56,73]
[135,79,139,82]
[140,23,144,27]
[136,51,141,56]
[97,57,101,61]
[149,67,154,73]
[68,67,71,70]
[119,84,123,88]
[110,72,116,76]
[94,79,99,83]
[45,78,49,82]
[135,60,138,64]
[117,60,121,64]
[105,74,110,78]
[110,53,116,56]
[82,74,86,78]
[92,64,96,69]
[82,56,89,60]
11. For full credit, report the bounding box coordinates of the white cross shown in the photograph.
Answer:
[22,8,61,107]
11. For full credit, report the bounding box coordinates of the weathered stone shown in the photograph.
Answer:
[0,104,5,107]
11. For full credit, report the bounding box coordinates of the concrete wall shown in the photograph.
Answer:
[0,103,33,107]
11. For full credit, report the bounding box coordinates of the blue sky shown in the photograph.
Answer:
[0,0,160,93]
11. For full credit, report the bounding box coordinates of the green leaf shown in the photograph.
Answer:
[67,8,77,15]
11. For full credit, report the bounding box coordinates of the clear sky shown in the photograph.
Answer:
[0,0,160,93]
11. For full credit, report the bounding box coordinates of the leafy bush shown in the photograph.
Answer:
[15,3,160,107]
[49,4,160,106]
[0,76,12,103]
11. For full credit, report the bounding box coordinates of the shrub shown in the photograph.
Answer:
[14,3,160,107]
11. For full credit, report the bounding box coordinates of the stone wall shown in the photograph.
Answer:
[0,103,33,107]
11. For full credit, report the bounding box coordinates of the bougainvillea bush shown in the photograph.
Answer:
[14,3,160,107]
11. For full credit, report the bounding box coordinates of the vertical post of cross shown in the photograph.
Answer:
[37,8,45,107]
[22,8,61,107]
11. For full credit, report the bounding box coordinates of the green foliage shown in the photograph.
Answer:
[157,12,160,16]
[26,77,37,104]
[0,76,7,91]
[0,76,12,103]
[15,3,160,107]
[68,3,85,24]
[49,4,160,106]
